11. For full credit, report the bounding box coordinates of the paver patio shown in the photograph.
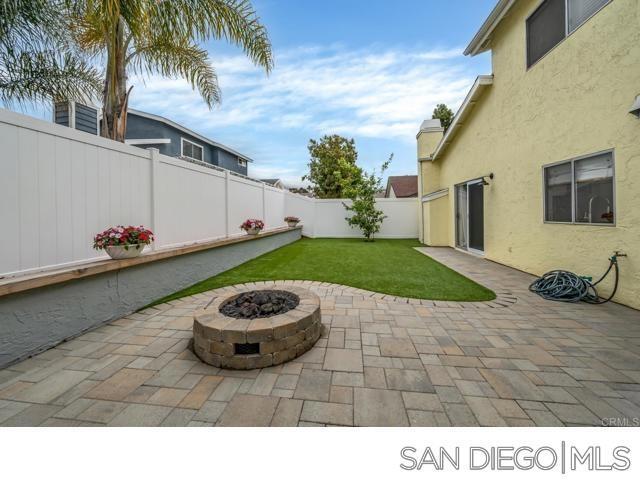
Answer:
[1,247,639,427]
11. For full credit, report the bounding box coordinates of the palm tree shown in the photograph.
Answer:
[0,0,102,106]
[70,0,273,141]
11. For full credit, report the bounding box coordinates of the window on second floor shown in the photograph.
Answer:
[527,0,611,68]
[181,138,203,161]
[237,158,247,167]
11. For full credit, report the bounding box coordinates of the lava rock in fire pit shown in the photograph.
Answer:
[219,290,300,319]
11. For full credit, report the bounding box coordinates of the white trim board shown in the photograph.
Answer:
[431,75,493,162]
[421,188,449,203]
[465,0,518,56]
[126,138,171,145]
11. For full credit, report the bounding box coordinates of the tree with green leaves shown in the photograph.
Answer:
[303,135,363,199]
[432,103,454,131]
[0,0,101,106]
[343,154,392,241]
[69,0,273,141]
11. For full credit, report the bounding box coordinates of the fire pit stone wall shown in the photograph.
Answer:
[193,286,322,369]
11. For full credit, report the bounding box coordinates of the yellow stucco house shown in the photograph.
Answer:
[418,0,640,309]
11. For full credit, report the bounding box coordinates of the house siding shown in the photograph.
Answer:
[74,103,98,134]
[125,113,248,175]
[419,0,640,309]
[216,147,248,175]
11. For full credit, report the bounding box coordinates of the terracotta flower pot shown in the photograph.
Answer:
[105,244,146,260]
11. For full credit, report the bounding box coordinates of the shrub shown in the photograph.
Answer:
[343,154,392,241]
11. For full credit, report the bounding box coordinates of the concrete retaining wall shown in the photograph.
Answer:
[0,228,301,368]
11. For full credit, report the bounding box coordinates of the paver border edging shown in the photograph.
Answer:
[183,280,516,310]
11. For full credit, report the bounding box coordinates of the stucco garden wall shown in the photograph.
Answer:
[420,0,640,309]
[0,228,301,368]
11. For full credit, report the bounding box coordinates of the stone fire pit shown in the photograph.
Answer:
[193,286,321,369]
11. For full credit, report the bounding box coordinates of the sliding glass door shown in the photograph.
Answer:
[455,180,484,254]
[455,185,468,249]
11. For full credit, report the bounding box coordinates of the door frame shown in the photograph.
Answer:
[455,178,485,256]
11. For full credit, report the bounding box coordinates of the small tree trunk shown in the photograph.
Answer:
[101,17,129,142]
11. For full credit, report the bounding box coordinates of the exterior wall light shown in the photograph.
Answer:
[630,95,640,118]
[482,173,495,186]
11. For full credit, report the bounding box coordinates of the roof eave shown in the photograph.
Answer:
[431,75,493,162]
[464,0,518,56]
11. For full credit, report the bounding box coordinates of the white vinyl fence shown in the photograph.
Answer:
[0,109,417,278]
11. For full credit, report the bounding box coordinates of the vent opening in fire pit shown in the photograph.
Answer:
[220,290,300,319]
[235,343,260,355]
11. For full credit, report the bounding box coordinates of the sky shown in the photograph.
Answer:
[12,0,497,186]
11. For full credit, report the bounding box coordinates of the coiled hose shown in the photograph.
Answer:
[529,254,621,304]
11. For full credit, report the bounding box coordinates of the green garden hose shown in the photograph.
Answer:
[529,254,624,304]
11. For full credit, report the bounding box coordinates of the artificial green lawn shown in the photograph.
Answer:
[153,238,495,305]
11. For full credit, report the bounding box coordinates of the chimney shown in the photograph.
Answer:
[416,119,446,245]
[416,118,444,196]
[416,119,444,160]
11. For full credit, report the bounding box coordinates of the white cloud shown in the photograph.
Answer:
[129,43,481,182]
[131,44,473,139]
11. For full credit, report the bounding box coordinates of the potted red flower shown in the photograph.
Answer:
[93,225,154,260]
[240,219,264,236]
[284,216,300,228]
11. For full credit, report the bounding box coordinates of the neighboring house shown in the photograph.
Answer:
[417,0,640,309]
[385,175,418,198]
[288,187,314,197]
[125,109,252,175]
[53,101,99,135]
[261,178,285,189]
[53,103,253,175]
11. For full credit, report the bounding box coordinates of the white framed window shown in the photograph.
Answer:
[543,150,615,225]
[237,158,247,167]
[181,138,203,161]
[526,0,611,68]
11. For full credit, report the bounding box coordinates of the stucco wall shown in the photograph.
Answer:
[423,194,451,247]
[420,0,640,309]
[0,229,301,368]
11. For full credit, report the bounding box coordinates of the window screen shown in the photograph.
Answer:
[182,139,203,161]
[526,0,566,67]
[574,152,614,224]
[567,0,609,33]
[544,162,572,222]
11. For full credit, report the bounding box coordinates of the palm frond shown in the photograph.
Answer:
[0,49,102,106]
[149,0,273,73]
[129,39,220,106]
[0,0,102,105]
[1,0,66,50]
